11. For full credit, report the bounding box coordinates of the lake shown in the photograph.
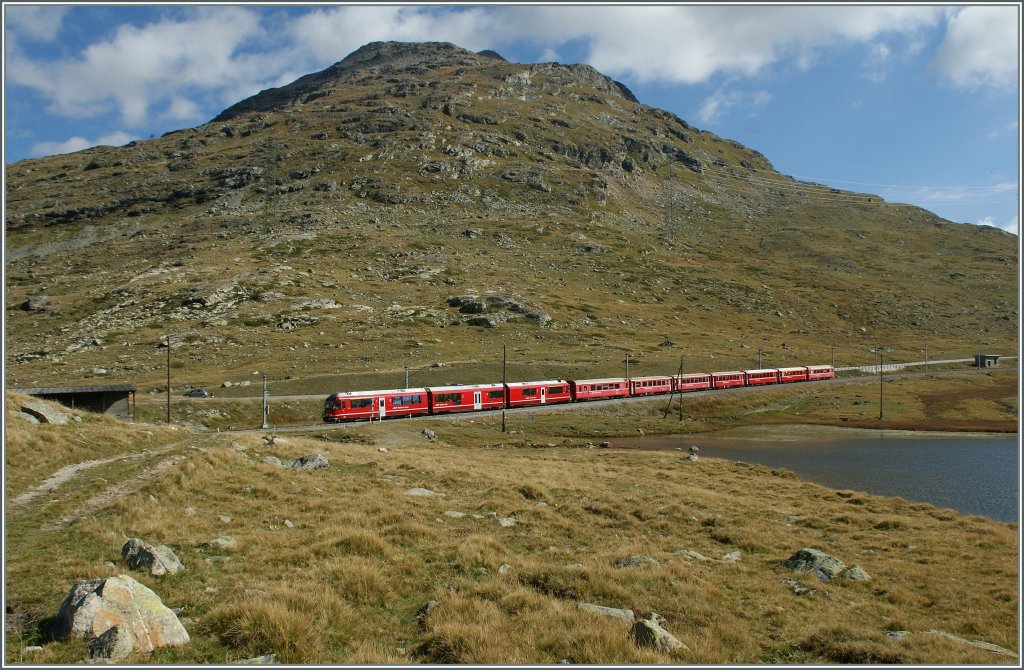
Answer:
[617,428,1019,523]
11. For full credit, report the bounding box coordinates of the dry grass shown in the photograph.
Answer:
[3,392,1018,664]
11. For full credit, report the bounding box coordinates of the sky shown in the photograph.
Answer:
[3,3,1020,234]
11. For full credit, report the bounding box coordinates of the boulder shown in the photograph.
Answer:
[783,548,846,580]
[631,612,688,651]
[422,429,436,440]
[87,622,134,661]
[285,454,328,470]
[20,399,71,425]
[51,574,189,653]
[121,538,185,576]
[842,565,871,581]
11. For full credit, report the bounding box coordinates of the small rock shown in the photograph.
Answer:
[842,565,871,581]
[405,487,444,497]
[184,506,196,516]
[497,517,516,527]
[285,454,328,470]
[631,612,688,651]
[201,536,237,551]
[416,600,439,631]
[498,564,511,574]
[687,453,698,461]
[577,602,635,622]
[238,653,279,664]
[444,511,466,518]
[783,548,846,580]
[218,515,231,523]
[615,555,660,569]
[422,429,436,440]
[722,551,741,562]
[121,538,185,577]
[673,549,712,562]
[262,455,282,467]
[378,447,388,453]
[886,630,909,642]
[283,519,294,529]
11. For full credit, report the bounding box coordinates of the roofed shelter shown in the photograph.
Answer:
[10,384,136,421]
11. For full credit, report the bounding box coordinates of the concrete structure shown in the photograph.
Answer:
[10,384,136,421]
[975,354,1000,368]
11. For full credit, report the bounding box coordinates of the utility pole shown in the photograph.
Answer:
[831,345,836,368]
[404,365,409,389]
[501,344,507,433]
[165,335,171,424]
[757,349,762,368]
[878,349,884,421]
[262,374,269,429]
[924,343,928,372]
[625,353,631,381]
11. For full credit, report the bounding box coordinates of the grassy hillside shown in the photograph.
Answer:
[4,384,1018,665]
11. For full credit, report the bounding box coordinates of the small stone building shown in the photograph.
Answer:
[974,354,1000,368]
[10,384,136,420]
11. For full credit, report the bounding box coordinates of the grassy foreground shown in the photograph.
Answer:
[4,376,1019,665]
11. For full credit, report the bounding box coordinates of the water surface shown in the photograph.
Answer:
[619,430,1019,523]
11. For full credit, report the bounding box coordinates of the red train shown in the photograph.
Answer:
[322,364,834,422]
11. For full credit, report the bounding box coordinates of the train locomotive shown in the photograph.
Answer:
[322,364,834,423]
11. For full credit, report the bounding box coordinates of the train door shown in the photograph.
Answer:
[473,391,482,410]
[540,386,547,404]
[378,396,387,419]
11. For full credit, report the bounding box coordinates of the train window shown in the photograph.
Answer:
[522,388,537,397]
[350,398,372,409]
[548,386,564,394]
[435,393,461,403]
[488,390,504,399]
[394,394,422,407]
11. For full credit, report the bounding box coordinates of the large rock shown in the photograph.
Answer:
[577,602,635,622]
[782,548,847,580]
[121,538,185,577]
[285,453,329,470]
[20,399,71,425]
[51,574,189,653]
[615,555,660,569]
[87,623,134,661]
[631,612,688,651]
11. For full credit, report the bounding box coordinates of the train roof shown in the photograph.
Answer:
[629,375,674,381]
[744,368,779,374]
[504,379,570,388]
[571,377,629,384]
[427,383,504,393]
[710,370,745,375]
[328,387,427,398]
[777,366,808,372]
[674,372,711,377]
[806,364,833,369]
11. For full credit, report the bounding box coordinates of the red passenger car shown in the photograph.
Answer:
[569,378,630,401]
[806,365,835,381]
[428,384,505,414]
[505,380,572,407]
[710,371,746,389]
[778,367,809,383]
[323,388,429,422]
[673,373,712,392]
[629,376,674,396]
[744,369,780,386]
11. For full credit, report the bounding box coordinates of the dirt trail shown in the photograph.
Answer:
[8,439,194,525]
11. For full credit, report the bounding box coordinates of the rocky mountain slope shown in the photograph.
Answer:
[4,41,1017,394]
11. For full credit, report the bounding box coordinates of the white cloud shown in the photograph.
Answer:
[697,87,772,124]
[489,6,943,84]
[8,7,273,126]
[5,5,69,42]
[31,130,137,157]
[978,215,1019,235]
[934,6,1019,89]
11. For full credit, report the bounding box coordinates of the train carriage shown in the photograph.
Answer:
[570,378,630,401]
[672,373,712,392]
[744,368,781,386]
[710,371,746,389]
[505,380,572,407]
[778,367,809,383]
[629,376,674,396]
[806,365,835,381]
[323,388,429,422]
[428,384,505,414]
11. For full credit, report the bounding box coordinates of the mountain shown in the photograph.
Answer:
[4,42,1017,394]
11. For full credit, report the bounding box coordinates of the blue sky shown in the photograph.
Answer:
[4,3,1020,233]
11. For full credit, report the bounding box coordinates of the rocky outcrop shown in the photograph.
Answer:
[20,399,71,425]
[121,538,185,577]
[783,547,869,581]
[51,574,189,653]
[285,453,329,470]
[631,612,687,651]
